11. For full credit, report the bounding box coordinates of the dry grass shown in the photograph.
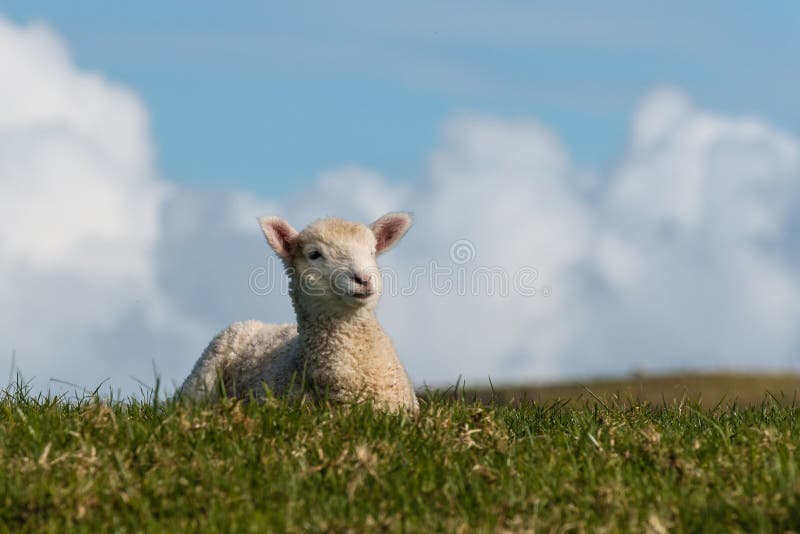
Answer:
[465,372,800,407]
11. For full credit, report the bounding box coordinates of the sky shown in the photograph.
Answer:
[1,2,800,395]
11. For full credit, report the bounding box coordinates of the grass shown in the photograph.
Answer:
[2,379,800,532]
[465,371,800,407]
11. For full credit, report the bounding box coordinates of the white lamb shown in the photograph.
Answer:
[179,212,419,413]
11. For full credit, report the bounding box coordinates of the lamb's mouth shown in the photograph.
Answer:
[348,291,375,299]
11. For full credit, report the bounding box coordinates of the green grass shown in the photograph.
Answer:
[2,382,800,532]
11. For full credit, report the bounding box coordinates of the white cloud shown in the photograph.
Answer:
[379,115,593,383]
[591,87,800,372]
[3,15,800,394]
[0,17,187,392]
[0,19,163,277]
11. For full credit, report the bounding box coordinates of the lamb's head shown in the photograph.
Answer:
[259,213,412,313]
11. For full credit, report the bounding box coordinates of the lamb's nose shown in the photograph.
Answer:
[353,272,372,287]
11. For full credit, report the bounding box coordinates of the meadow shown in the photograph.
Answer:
[2,375,800,532]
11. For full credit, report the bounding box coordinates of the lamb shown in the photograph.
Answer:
[179,212,419,413]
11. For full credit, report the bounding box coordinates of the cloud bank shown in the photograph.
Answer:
[2,17,799,394]
[0,17,183,391]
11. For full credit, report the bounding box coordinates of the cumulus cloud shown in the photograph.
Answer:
[588,87,800,373]
[0,17,192,392]
[3,16,799,394]
[381,115,594,382]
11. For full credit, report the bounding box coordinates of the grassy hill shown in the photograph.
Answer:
[460,371,800,407]
[2,374,800,531]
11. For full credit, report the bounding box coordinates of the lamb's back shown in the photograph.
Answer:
[180,321,301,400]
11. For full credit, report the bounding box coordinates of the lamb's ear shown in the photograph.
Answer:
[259,216,299,259]
[370,212,413,255]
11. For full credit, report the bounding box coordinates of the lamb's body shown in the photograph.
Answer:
[181,321,301,401]
[180,213,419,413]
[181,315,418,411]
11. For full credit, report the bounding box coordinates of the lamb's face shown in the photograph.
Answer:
[260,213,412,313]
[293,220,381,310]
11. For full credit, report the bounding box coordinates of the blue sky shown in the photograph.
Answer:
[3,1,799,196]
[2,3,800,394]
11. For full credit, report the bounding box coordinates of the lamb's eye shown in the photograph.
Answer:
[308,250,323,261]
